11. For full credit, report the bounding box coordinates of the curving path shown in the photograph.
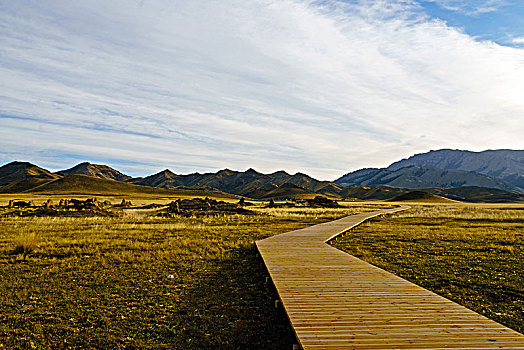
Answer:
[256,207,524,349]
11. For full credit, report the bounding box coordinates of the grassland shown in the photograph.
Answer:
[0,197,392,349]
[331,203,524,334]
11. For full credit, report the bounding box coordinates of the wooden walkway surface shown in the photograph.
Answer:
[256,207,524,349]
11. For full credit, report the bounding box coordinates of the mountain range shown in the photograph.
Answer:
[388,149,524,190]
[335,150,524,193]
[128,168,346,199]
[1,149,523,202]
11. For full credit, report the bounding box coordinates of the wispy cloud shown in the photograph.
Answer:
[511,37,524,44]
[1,0,523,179]
[425,0,507,15]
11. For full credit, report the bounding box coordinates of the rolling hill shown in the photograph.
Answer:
[427,186,524,203]
[23,174,234,197]
[0,178,55,194]
[388,191,456,203]
[340,185,524,203]
[259,182,314,199]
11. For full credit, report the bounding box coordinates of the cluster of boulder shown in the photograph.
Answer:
[7,198,112,210]
[306,196,341,208]
[265,196,342,208]
[167,197,242,213]
[67,198,112,210]
[7,200,35,208]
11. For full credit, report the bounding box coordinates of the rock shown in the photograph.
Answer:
[119,199,132,207]
[169,201,180,213]
[12,201,32,208]
[166,197,240,213]
[306,196,341,208]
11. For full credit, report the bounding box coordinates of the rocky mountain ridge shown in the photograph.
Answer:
[387,149,524,191]
[334,164,520,193]
[1,148,523,202]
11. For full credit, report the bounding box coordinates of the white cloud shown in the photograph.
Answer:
[1,0,524,179]
[425,0,506,15]
[511,37,524,44]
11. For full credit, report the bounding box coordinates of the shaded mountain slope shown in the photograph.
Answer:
[131,168,346,199]
[335,165,519,192]
[388,149,524,191]
[341,185,409,201]
[0,161,61,186]
[127,169,183,187]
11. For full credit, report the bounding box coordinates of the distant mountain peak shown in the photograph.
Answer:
[6,161,34,166]
[0,161,61,186]
[160,169,175,175]
[217,168,234,175]
[57,162,131,182]
[271,170,289,174]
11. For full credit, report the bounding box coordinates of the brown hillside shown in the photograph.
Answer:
[0,178,54,193]
[260,183,316,199]
[388,190,456,203]
[25,174,235,197]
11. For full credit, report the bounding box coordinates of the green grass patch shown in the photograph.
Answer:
[330,204,524,334]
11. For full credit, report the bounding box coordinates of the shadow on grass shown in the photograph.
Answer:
[171,244,296,350]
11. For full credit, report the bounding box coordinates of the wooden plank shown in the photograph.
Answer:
[256,207,524,349]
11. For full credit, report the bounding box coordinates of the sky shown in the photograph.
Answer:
[1,0,523,180]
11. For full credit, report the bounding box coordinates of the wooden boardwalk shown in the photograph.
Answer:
[256,207,524,349]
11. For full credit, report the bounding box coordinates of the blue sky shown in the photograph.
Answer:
[419,0,524,46]
[1,0,524,179]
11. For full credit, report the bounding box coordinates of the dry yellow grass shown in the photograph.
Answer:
[3,197,521,348]
[0,198,389,349]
